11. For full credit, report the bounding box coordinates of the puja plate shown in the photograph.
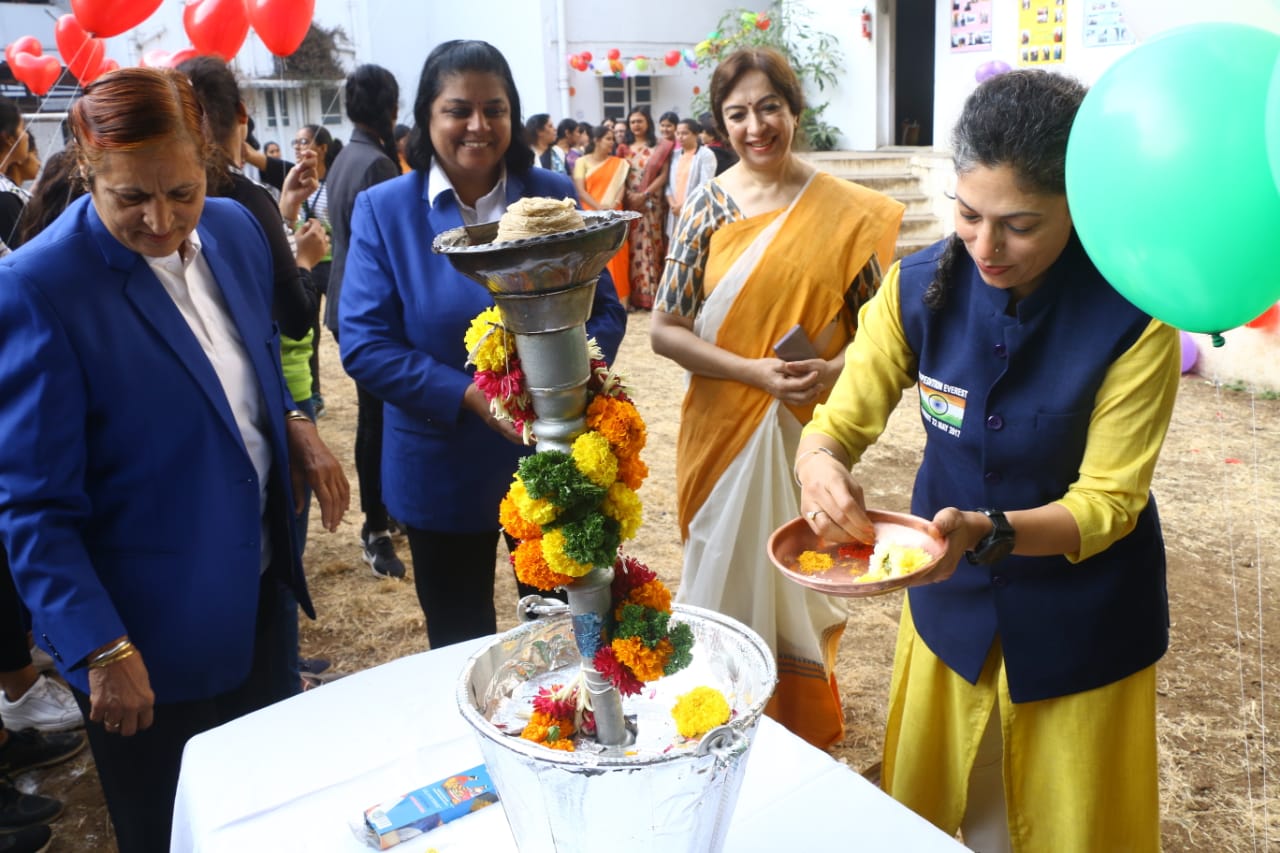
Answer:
[767,510,947,597]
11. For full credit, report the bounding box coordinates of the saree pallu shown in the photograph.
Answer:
[581,156,631,304]
[674,172,904,748]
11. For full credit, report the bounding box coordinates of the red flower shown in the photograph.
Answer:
[592,646,644,696]
[612,554,656,599]
[532,683,578,719]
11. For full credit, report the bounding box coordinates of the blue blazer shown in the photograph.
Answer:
[339,167,627,533]
[0,195,312,703]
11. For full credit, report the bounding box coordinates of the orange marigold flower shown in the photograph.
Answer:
[512,539,575,591]
[521,709,576,751]
[616,453,649,490]
[612,636,673,683]
[586,396,647,459]
[625,579,671,614]
[499,493,542,541]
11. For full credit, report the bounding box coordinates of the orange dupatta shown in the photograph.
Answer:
[582,156,631,302]
[675,173,904,538]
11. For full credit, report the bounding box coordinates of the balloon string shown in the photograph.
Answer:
[1216,374,1261,852]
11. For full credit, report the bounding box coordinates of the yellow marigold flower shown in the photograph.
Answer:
[512,539,575,591]
[616,453,649,491]
[571,431,618,489]
[671,686,731,738]
[612,636,672,682]
[499,493,542,541]
[542,529,593,578]
[510,477,559,526]
[463,307,514,373]
[602,482,642,540]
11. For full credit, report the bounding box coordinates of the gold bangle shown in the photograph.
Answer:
[88,639,130,666]
[793,446,840,487]
[285,409,311,423]
[90,647,137,669]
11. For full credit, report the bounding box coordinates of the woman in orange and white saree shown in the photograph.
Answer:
[650,47,903,748]
[573,124,632,307]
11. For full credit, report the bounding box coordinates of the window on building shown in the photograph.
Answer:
[319,86,343,126]
[601,76,653,122]
[264,89,291,128]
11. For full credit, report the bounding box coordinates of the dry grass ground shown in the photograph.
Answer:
[36,312,1280,851]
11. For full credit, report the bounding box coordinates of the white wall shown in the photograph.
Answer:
[926,0,1280,158]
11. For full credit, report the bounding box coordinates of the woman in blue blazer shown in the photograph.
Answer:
[340,40,626,648]
[0,69,348,852]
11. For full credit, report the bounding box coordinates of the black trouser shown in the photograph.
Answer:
[71,574,294,853]
[404,527,562,648]
[354,382,388,532]
[0,547,32,673]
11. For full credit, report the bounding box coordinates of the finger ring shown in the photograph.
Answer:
[806,509,824,522]
[106,721,120,730]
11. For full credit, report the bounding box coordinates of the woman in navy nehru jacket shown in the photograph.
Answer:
[794,70,1179,852]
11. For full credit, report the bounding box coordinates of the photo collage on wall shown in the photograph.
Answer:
[951,0,993,52]
[1018,0,1066,65]
[1083,0,1134,47]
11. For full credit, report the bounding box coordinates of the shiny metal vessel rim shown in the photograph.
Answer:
[456,603,777,767]
[431,209,639,256]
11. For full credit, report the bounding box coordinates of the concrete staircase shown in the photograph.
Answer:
[799,149,948,260]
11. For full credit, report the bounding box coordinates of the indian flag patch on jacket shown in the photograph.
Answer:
[917,372,967,438]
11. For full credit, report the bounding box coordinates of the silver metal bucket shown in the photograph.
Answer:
[456,604,777,852]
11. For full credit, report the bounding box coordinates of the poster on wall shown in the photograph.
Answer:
[1018,0,1066,65]
[1083,0,1134,47]
[950,0,993,52]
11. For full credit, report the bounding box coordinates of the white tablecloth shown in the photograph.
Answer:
[172,637,964,852]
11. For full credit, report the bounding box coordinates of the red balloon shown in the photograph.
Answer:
[607,48,621,61]
[5,36,43,68]
[11,53,63,96]
[664,50,680,67]
[184,0,251,61]
[140,46,198,69]
[71,0,162,38]
[169,47,200,68]
[55,14,106,86]
[693,85,701,95]
[756,14,771,30]
[1246,304,1280,331]
[580,51,592,62]
[99,58,119,75]
[248,0,315,57]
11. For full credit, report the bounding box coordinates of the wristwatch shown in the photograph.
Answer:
[966,508,1015,565]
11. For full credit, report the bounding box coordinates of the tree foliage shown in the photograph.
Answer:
[273,24,348,80]
[692,1,843,150]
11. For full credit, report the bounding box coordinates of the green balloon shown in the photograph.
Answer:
[1267,55,1280,195]
[1066,23,1280,333]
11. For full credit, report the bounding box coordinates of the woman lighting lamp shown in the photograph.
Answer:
[796,70,1180,851]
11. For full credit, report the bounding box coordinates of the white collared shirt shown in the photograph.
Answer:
[427,157,509,225]
[145,231,273,571]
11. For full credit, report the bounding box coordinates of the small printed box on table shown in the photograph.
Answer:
[361,764,499,849]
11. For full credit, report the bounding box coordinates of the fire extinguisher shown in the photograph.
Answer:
[861,6,873,41]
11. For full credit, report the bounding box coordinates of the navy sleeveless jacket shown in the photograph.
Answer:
[898,236,1169,703]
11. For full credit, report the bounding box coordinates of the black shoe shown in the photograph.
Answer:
[0,826,51,853]
[362,532,406,579]
[0,730,86,775]
[298,656,330,675]
[0,782,61,831]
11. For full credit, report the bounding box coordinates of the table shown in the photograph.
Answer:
[172,637,965,852]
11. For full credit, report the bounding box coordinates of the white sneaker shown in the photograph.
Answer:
[0,675,84,732]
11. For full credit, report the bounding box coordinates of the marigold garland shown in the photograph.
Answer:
[464,308,693,744]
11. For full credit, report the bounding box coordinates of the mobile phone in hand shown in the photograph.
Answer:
[772,324,818,362]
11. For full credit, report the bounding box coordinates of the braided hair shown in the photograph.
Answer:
[345,64,400,166]
[924,70,1086,310]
